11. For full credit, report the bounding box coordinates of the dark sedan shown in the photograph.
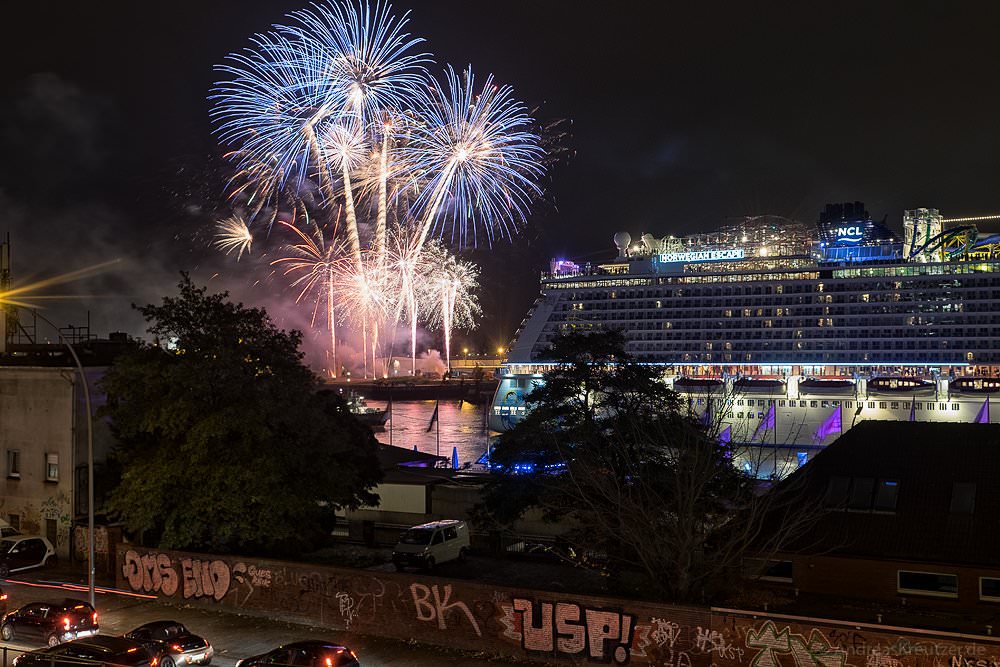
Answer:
[235,641,360,667]
[0,599,98,646]
[125,621,213,667]
[13,636,157,667]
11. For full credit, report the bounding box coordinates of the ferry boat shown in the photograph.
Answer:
[490,203,1000,475]
[345,392,390,428]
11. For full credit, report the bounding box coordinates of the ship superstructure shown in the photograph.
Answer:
[491,203,1000,476]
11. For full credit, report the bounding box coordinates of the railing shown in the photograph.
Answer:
[0,646,151,667]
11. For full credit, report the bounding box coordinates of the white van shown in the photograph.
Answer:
[392,520,470,571]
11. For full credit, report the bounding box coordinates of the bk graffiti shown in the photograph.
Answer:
[500,597,636,664]
[410,583,482,637]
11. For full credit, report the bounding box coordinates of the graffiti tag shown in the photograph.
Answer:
[410,583,482,637]
[122,550,231,602]
[499,597,636,664]
[746,620,847,667]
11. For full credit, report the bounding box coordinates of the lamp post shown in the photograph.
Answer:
[32,311,95,607]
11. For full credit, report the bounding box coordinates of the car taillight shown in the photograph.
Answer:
[92,612,98,624]
[0,594,7,601]
[62,617,71,631]
[171,645,182,653]
[151,657,158,667]
[325,659,333,667]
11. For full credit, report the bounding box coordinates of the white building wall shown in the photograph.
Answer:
[0,367,77,558]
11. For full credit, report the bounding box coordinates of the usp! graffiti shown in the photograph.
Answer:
[500,597,636,664]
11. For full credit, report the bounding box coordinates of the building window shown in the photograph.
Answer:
[7,515,19,531]
[873,480,899,511]
[848,477,875,510]
[898,570,958,598]
[950,482,976,514]
[980,577,1000,602]
[744,558,793,583]
[824,476,851,508]
[7,450,20,479]
[44,454,58,483]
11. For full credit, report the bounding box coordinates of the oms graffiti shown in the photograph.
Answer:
[121,550,233,601]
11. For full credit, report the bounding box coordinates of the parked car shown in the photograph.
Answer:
[0,520,21,539]
[0,536,56,576]
[0,599,98,646]
[392,520,470,571]
[125,621,214,667]
[235,641,359,667]
[13,636,158,667]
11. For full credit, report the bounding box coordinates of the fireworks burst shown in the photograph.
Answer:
[284,0,431,128]
[416,241,481,368]
[400,65,545,250]
[213,216,254,260]
[210,1,546,378]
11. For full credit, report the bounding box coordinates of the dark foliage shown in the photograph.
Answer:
[478,330,813,602]
[100,274,381,554]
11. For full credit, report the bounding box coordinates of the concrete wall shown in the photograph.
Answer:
[366,483,429,514]
[118,545,1000,667]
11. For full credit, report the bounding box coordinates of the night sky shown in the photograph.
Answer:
[3,1,1000,360]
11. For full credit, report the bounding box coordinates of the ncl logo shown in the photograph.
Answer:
[834,224,864,244]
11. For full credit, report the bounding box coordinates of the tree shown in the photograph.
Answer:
[477,330,814,602]
[101,275,381,554]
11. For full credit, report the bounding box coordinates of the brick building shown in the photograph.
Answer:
[767,420,1000,609]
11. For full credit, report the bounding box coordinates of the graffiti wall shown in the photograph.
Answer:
[117,547,1000,666]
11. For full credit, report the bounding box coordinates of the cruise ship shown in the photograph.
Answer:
[490,202,1000,475]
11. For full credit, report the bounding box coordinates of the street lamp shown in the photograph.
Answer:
[32,311,95,607]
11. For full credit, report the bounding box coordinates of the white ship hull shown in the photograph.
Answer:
[490,373,996,476]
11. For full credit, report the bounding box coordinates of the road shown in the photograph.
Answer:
[0,575,513,667]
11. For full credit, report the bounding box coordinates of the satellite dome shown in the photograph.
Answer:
[613,232,632,256]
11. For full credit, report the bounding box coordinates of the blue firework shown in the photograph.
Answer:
[284,0,431,129]
[400,65,545,249]
[211,29,345,200]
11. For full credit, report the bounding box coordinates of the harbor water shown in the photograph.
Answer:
[367,399,494,466]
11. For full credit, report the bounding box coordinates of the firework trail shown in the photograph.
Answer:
[417,242,481,369]
[271,220,353,377]
[213,216,254,260]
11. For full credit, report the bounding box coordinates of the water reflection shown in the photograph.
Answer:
[368,399,493,466]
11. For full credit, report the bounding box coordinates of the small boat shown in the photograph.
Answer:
[798,378,856,395]
[867,377,936,396]
[733,378,787,394]
[950,377,1000,395]
[346,393,390,427]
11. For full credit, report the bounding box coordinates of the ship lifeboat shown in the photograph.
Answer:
[672,377,724,391]
[797,378,856,395]
[867,377,936,396]
[733,378,787,395]
[949,377,1000,395]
